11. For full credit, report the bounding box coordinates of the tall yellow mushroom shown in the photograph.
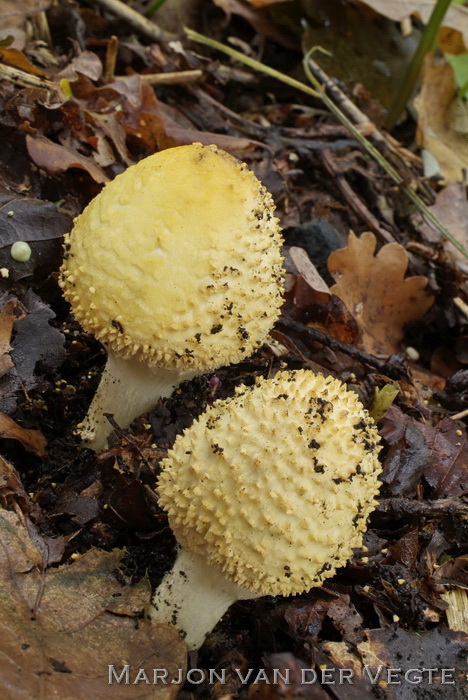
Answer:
[59,143,284,451]
[151,369,382,650]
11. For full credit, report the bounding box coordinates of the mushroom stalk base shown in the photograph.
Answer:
[81,350,199,452]
[149,548,256,650]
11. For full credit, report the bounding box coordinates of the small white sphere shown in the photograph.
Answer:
[11,241,32,262]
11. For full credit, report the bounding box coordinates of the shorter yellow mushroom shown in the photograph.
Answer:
[150,369,382,650]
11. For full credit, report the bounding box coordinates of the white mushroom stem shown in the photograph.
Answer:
[149,548,257,650]
[80,350,199,452]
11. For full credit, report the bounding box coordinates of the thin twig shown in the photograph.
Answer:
[116,69,203,86]
[378,497,468,518]
[91,0,174,43]
[304,54,433,199]
[451,407,468,421]
[184,28,468,260]
[321,148,395,244]
[0,63,57,91]
[104,35,119,83]
[276,317,388,371]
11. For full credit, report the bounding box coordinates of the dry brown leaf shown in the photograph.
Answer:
[0,297,25,378]
[417,182,468,268]
[0,454,31,510]
[0,46,46,75]
[26,134,110,184]
[212,0,297,49]
[285,247,359,345]
[0,0,49,30]
[0,508,186,699]
[414,53,468,182]
[328,232,434,355]
[356,0,468,47]
[0,412,46,455]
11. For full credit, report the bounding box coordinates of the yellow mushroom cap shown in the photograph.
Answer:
[59,143,284,371]
[157,370,382,597]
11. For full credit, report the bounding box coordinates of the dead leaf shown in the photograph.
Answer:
[0,412,46,455]
[328,232,434,355]
[418,418,468,497]
[0,508,186,698]
[414,54,468,182]
[323,627,467,697]
[388,527,419,569]
[56,50,103,82]
[0,290,66,413]
[0,192,71,281]
[11,289,66,391]
[213,0,297,50]
[0,0,49,30]
[326,595,364,645]
[379,405,434,497]
[0,46,46,75]
[0,454,37,515]
[380,406,468,498]
[357,627,467,694]
[26,134,110,184]
[356,0,468,47]
[284,247,359,344]
[289,246,330,295]
[434,555,468,587]
[0,296,25,377]
[417,182,468,265]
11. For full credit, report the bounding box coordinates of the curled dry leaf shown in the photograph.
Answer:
[284,247,359,345]
[0,412,46,455]
[414,54,468,182]
[416,181,468,267]
[26,134,110,184]
[0,508,186,699]
[0,46,46,76]
[328,232,434,355]
[0,296,25,377]
[0,454,31,510]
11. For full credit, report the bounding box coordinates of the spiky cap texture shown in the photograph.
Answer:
[157,370,382,597]
[59,143,284,371]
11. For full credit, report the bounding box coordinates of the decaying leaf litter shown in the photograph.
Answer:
[0,0,467,697]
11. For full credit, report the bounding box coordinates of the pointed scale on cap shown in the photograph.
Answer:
[60,143,284,372]
[157,369,382,598]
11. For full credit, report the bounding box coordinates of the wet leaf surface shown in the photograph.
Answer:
[0,192,71,281]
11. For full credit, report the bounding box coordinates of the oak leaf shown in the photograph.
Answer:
[328,232,434,355]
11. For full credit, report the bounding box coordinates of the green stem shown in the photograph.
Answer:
[184,27,468,260]
[385,0,453,130]
[144,0,168,19]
